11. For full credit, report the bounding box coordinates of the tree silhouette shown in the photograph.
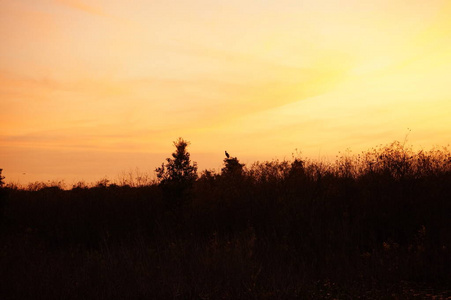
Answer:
[221,156,245,177]
[156,138,198,207]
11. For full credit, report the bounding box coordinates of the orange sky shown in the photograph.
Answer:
[1,0,451,185]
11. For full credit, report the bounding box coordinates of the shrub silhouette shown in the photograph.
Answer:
[0,168,4,188]
[221,156,245,177]
[0,169,5,222]
[156,137,198,207]
[2,141,451,298]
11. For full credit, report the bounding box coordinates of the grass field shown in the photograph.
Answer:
[1,141,450,299]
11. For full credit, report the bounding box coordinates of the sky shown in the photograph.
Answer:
[1,0,451,185]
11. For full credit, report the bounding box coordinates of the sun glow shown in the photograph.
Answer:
[1,0,451,184]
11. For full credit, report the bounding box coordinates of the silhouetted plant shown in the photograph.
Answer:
[0,169,4,188]
[197,169,216,187]
[0,169,5,222]
[289,159,305,177]
[221,156,245,177]
[156,137,198,207]
[2,140,451,299]
[95,178,110,188]
[72,181,89,190]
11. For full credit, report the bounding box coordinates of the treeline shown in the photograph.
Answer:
[0,140,450,299]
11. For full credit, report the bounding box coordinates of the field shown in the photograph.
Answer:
[1,141,450,299]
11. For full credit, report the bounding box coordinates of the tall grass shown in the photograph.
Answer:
[1,141,450,299]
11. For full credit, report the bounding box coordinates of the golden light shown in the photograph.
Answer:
[1,0,450,184]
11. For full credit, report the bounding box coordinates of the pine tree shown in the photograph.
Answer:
[156,138,197,207]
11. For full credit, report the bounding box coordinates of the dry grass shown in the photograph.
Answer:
[1,141,450,299]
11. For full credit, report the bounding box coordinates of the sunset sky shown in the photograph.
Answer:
[1,0,451,185]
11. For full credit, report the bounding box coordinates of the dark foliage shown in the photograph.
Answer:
[221,156,245,177]
[0,168,4,188]
[1,141,451,299]
[0,169,6,223]
[156,137,198,209]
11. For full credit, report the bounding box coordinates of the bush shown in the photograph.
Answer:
[0,169,5,223]
[2,141,451,298]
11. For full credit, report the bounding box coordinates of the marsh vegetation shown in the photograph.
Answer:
[1,140,450,299]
